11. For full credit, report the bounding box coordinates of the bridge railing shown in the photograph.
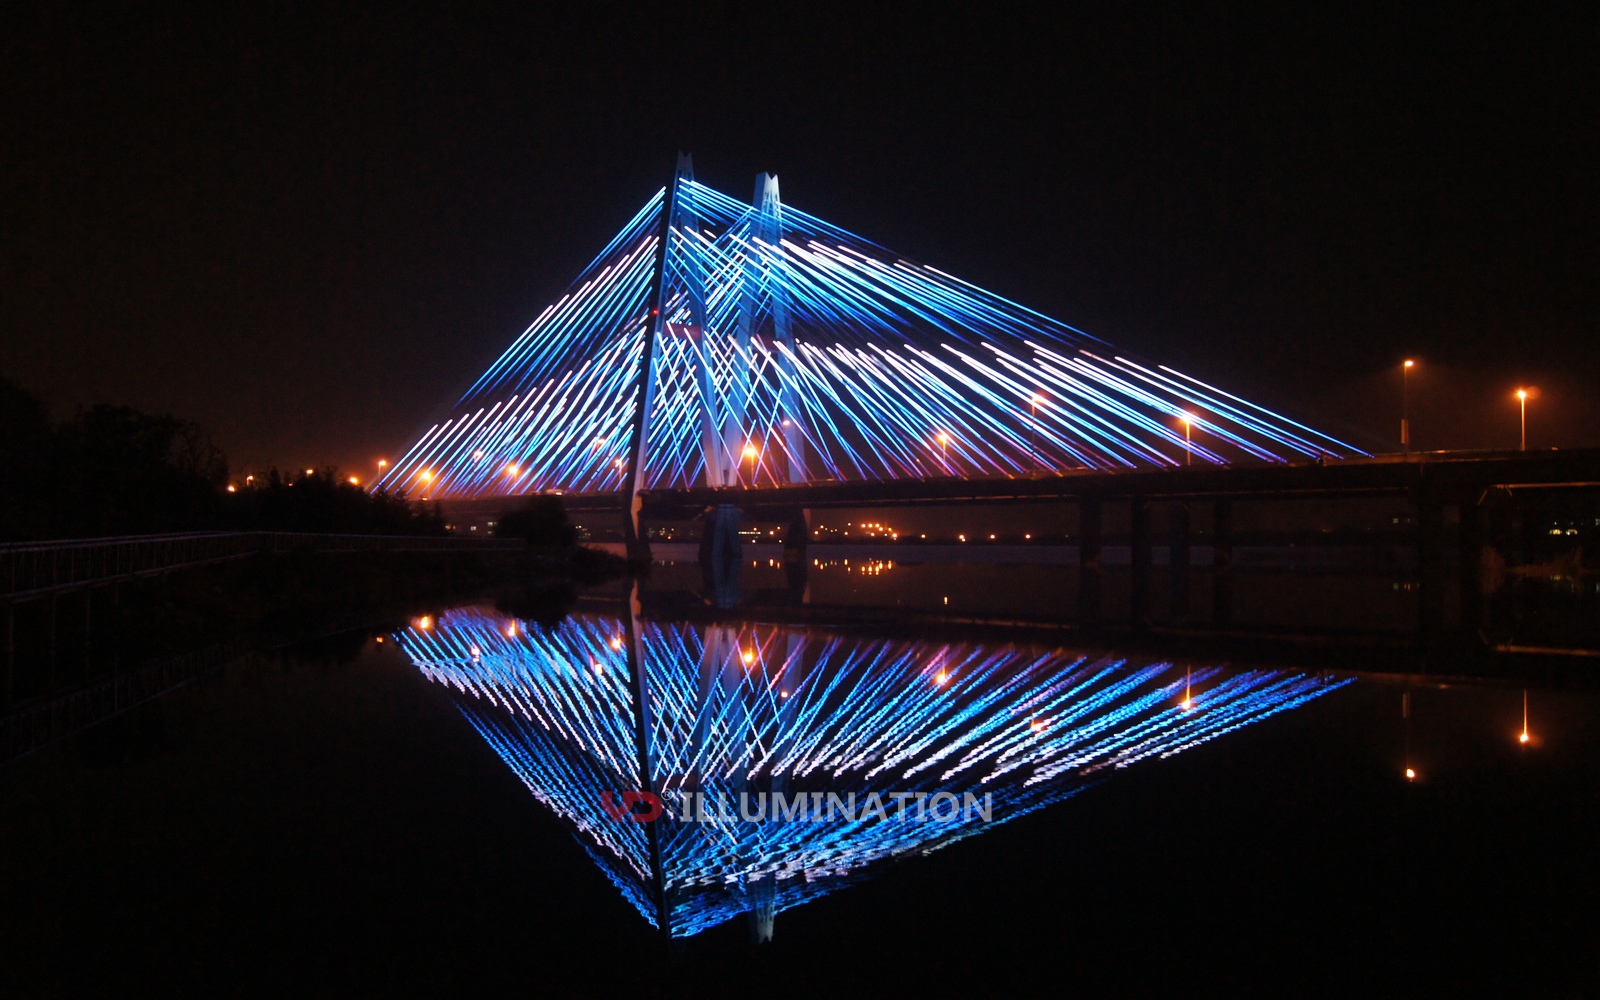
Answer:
[0,531,522,601]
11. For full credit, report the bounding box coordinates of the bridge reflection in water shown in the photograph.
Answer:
[395,604,1351,941]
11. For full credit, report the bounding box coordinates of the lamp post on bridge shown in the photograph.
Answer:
[1515,388,1537,451]
[1401,359,1415,455]
[1029,395,1045,471]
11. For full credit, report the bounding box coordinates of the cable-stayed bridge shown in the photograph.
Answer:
[377,156,1363,535]
[377,158,1600,642]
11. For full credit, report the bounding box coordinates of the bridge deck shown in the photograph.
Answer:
[526,448,1600,519]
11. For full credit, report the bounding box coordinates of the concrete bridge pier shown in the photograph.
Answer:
[699,505,745,609]
[623,500,652,563]
[781,509,811,559]
[1212,499,1234,627]
[1416,494,1446,645]
[1169,501,1192,620]
[782,509,812,603]
[1130,497,1152,631]
[1078,499,1102,625]
[1483,488,1517,637]
[1458,492,1485,636]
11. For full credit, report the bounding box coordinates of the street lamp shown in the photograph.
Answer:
[1029,394,1045,469]
[1519,689,1531,745]
[1402,360,1415,455]
[1181,414,1193,466]
[1515,388,1537,451]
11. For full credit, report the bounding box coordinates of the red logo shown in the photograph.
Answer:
[601,790,663,822]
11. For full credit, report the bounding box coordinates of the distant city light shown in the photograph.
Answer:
[506,464,519,475]
[226,484,237,492]
[305,468,314,476]
[419,470,433,482]
[742,649,756,666]
[348,476,360,485]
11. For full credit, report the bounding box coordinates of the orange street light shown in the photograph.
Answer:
[742,443,759,461]
[1402,360,1415,454]
[418,470,433,483]
[1520,689,1532,745]
[347,476,360,485]
[505,463,519,476]
[1515,387,1538,451]
[1029,394,1046,467]
[1181,414,1193,466]
[377,459,387,470]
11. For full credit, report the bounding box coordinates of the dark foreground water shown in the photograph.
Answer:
[3,561,1598,996]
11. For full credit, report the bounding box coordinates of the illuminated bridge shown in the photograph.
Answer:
[395,602,1350,941]
[378,156,1364,535]
[378,157,1600,640]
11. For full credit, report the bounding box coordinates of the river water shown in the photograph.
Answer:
[2,553,1597,995]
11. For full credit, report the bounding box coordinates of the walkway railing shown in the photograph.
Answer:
[0,531,523,602]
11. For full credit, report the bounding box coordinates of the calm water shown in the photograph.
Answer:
[3,558,1598,995]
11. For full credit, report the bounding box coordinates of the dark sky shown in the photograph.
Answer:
[3,3,1596,476]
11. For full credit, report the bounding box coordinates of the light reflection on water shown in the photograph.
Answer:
[396,604,1350,939]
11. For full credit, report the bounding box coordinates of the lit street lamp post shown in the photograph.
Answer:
[1516,388,1530,451]
[1029,394,1045,470]
[1401,360,1415,454]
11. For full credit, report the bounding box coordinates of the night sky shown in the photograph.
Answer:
[3,4,1596,477]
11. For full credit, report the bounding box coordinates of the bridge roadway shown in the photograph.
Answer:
[547,447,1600,520]
[543,447,1600,651]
